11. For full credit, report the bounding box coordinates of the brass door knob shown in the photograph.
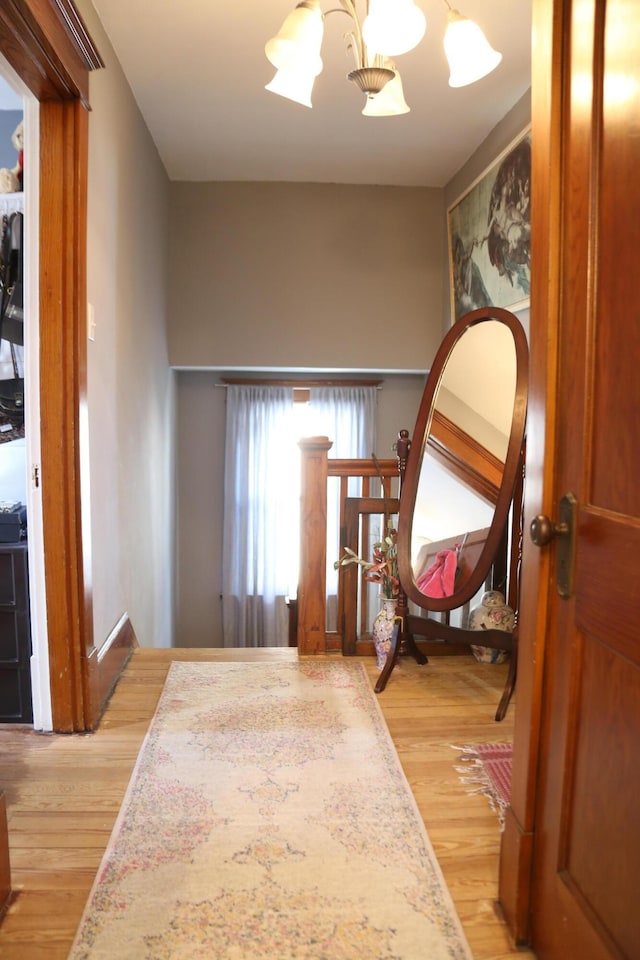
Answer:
[529,494,578,598]
[530,514,556,547]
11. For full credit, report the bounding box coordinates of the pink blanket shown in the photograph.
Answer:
[416,548,458,597]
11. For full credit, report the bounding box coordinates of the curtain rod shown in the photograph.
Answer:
[217,378,383,388]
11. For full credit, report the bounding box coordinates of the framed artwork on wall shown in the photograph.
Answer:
[447,127,531,324]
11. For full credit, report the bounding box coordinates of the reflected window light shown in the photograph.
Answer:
[572,72,592,107]
[604,72,640,107]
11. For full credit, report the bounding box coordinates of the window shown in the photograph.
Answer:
[222,383,376,647]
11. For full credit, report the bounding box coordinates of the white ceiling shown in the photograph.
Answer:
[90,0,532,188]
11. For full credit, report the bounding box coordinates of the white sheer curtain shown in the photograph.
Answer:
[222,386,296,647]
[222,383,376,648]
[308,386,377,605]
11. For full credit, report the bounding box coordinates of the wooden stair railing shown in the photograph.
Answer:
[297,437,399,655]
[341,496,401,656]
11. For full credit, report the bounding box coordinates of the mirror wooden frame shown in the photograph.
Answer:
[394,307,528,720]
[398,306,529,612]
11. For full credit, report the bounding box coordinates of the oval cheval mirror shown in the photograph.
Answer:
[394,307,529,719]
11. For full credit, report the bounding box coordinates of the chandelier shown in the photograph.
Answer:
[265,0,502,117]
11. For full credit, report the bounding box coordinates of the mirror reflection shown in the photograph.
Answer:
[410,320,517,598]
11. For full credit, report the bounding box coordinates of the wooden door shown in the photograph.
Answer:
[529,1,640,957]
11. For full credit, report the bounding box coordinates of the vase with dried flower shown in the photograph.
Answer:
[334,520,401,669]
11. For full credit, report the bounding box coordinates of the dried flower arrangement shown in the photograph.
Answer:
[334,519,399,599]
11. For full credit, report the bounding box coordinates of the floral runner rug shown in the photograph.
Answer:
[68,661,472,960]
[453,742,512,828]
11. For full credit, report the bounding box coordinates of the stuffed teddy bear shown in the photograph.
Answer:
[0,121,23,194]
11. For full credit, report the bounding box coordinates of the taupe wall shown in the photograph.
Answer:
[168,182,444,371]
[80,0,174,649]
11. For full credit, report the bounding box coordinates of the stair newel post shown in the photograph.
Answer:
[297,436,333,654]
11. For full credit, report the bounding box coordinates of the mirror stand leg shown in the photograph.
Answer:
[401,631,428,666]
[374,627,427,694]
[374,627,401,693]
[494,633,518,721]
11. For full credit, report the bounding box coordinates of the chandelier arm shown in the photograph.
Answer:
[323,1,367,68]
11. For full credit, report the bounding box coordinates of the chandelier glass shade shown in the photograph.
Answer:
[444,10,503,87]
[361,60,410,116]
[265,65,317,108]
[362,0,427,57]
[264,1,324,76]
[264,0,503,117]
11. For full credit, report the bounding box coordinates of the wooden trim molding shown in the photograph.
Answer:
[499,804,535,941]
[50,0,104,72]
[0,1,104,731]
[39,97,90,731]
[0,0,103,104]
[497,0,562,942]
[84,614,138,722]
[428,409,502,504]
[0,792,10,917]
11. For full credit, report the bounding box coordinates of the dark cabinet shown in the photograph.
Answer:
[0,541,32,723]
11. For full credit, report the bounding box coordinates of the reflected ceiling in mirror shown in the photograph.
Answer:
[433,320,516,464]
[397,307,528,611]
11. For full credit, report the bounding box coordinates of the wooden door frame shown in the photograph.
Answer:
[498,0,562,942]
[0,0,104,731]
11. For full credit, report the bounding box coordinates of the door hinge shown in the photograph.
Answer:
[32,464,40,488]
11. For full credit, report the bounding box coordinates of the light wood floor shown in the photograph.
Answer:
[0,648,535,959]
